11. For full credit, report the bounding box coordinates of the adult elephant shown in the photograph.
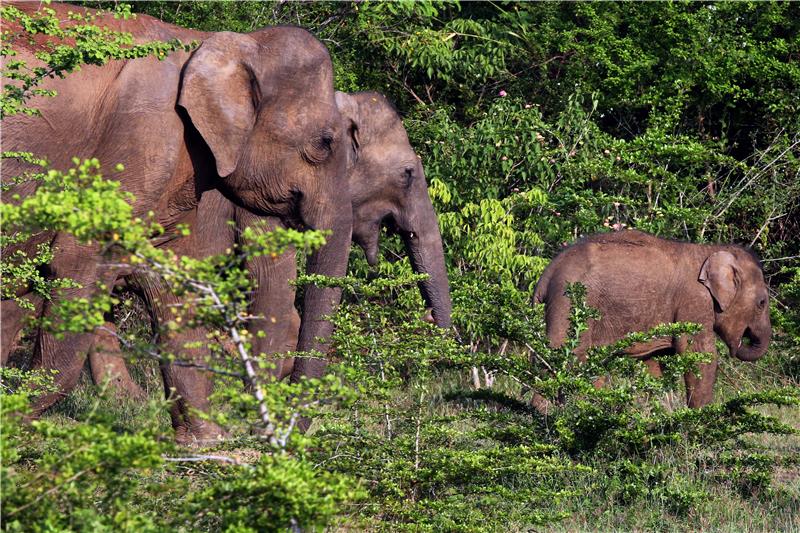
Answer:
[88,91,452,399]
[533,230,771,407]
[1,3,352,442]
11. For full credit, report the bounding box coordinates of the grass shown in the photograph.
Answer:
[546,339,800,532]
[26,323,800,532]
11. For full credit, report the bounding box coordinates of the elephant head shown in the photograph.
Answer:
[178,28,352,356]
[699,249,771,361]
[335,91,452,329]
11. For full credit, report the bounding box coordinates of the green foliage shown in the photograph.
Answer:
[775,265,800,342]
[0,371,172,532]
[304,278,798,530]
[0,2,191,118]
[186,454,363,533]
[2,2,799,531]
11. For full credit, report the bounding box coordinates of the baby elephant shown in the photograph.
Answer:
[533,230,771,407]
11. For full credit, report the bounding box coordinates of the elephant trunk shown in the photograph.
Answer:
[291,197,353,382]
[734,326,771,362]
[402,194,452,329]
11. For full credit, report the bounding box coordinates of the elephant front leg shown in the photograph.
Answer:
[134,272,227,445]
[159,328,227,445]
[684,358,719,408]
[680,333,719,408]
[237,211,301,382]
[245,249,300,382]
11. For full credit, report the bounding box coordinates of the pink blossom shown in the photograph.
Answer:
[524,103,532,109]
[611,222,627,231]
[498,90,507,97]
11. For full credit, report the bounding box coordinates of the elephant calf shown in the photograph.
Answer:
[533,230,771,407]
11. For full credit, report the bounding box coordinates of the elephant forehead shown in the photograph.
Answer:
[264,100,339,136]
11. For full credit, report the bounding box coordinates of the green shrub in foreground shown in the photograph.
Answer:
[310,276,799,531]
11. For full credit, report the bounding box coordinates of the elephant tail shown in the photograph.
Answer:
[533,268,552,305]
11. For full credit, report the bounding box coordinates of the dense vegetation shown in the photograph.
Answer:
[2,2,798,531]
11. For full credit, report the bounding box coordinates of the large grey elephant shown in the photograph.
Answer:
[2,3,353,442]
[533,230,771,407]
[88,91,453,406]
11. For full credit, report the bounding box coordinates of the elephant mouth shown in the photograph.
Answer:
[734,327,768,362]
[740,328,760,348]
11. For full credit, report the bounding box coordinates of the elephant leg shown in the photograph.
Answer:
[543,294,571,351]
[135,189,234,444]
[530,292,594,414]
[236,210,300,382]
[29,237,118,415]
[684,358,719,408]
[88,322,146,400]
[133,271,227,445]
[681,333,718,408]
[161,330,225,445]
[543,291,593,360]
[1,295,43,365]
[529,296,570,414]
[643,358,663,378]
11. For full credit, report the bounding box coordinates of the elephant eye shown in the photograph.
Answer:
[315,133,334,152]
[758,298,767,309]
[304,132,335,165]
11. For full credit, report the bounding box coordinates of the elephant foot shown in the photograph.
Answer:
[174,420,229,447]
[529,392,553,416]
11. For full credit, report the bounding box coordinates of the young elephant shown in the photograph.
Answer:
[533,230,771,407]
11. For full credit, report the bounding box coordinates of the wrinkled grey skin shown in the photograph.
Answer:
[533,230,771,407]
[1,3,352,443]
[87,92,452,394]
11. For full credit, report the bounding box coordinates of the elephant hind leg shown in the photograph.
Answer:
[542,291,593,361]
[88,322,146,400]
[2,295,43,366]
[530,284,596,414]
[643,357,663,378]
[29,238,122,416]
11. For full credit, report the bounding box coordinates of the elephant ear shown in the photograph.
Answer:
[335,91,360,165]
[699,251,740,312]
[178,32,264,178]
